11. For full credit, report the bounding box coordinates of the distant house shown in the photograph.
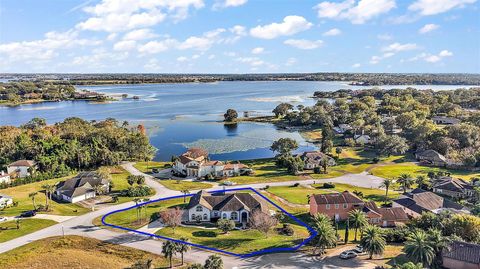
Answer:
[415,149,447,167]
[442,241,480,269]
[392,189,468,218]
[185,190,270,223]
[432,116,461,125]
[7,160,36,178]
[55,171,110,203]
[0,194,13,208]
[363,201,409,227]
[173,148,251,179]
[432,176,476,199]
[333,124,352,134]
[0,171,10,184]
[309,191,365,221]
[354,134,372,145]
[298,151,336,170]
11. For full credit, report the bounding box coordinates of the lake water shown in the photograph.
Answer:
[0,81,472,161]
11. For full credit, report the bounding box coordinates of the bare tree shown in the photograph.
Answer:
[249,210,278,237]
[159,207,183,234]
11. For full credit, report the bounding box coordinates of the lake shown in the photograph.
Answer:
[0,81,472,161]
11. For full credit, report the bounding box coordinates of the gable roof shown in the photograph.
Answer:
[363,201,408,221]
[393,190,464,214]
[184,148,208,159]
[416,150,447,162]
[187,191,268,213]
[443,241,480,264]
[433,177,474,192]
[56,171,109,198]
[299,151,334,163]
[8,160,36,167]
[312,191,364,205]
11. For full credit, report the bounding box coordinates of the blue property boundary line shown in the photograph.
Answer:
[101,187,318,258]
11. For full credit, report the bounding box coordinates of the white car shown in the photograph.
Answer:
[340,251,358,259]
[0,216,7,222]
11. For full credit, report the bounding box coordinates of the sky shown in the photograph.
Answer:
[0,0,479,74]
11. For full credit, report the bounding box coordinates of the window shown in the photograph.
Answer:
[343,203,347,209]
[191,214,195,220]
[196,206,203,212]
[231,212,238,220]
[203,214,208,220]
[335,204,339,209]
[326,204,330,209]
[222,213,227,219]
[214,211,219,217]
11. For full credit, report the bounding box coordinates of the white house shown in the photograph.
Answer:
[55,171,110,203]
[185,190,269,223]
[0,194,13,208]
[7,160,36,178]
[173,148,251,179]
[354,134,372,145]
[0,171,11,184]
[298,151,336,170]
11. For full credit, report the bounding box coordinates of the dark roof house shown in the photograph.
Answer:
[415,149,448,166]
[55,171,110,203]
[392,189,467,216]
[433,176,475,198]
[298,151,336,169]
[187,191,269,213]
[442,241,480,269]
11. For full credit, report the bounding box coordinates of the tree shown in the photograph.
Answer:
[187,264,204,269]
[127,175,136,186]
[376,135,409,156]
[133,198,141,222]
[16,219,21,229]
[176,238,191,266]
[395,262,424,269]
[136,175,146,185]
[321,126,334,153]
[223,109,238,122]
[403,230,435,267]
[41,184,55,210]
[311,213,337,256]
[249,210,278,237]
[349,209,368,242]
[379,178,394,205]
[397,174,413,193]
[272,103,293,117]
[96,167,112,181]
[160,207,183,234]
[204,254,223,269]
[319,156,331,174]
[361,225,386,259]
[427,229,450,268]
[283,155,304,175]
[415,176,429,190]
[344,219,350,244]
[335,147,343,157]
[28,192,38,210]
[162,241,177,268]
[181,189,190,203]
[270,138,298,156]
[217,219,235,234]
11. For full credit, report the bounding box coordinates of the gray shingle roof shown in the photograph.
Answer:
[187,191,269,213]
[443,241,480,264]
[56,171,108,198]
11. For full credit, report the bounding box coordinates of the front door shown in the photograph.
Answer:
[241,212,248,222]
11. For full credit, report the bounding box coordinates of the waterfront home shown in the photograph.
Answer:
[415,149,447,167]
[185,190,269,223]
[7,160,36,178]
[297,151,336,170]
[0,194,13,208]
[0,171,11,184]
[442,241,480,269]
[432,116,461,125]
[432,176,476,199]
[333,124,352,134]
[173,148,251,179]
[392,189,468,218]
[55,171,110,203]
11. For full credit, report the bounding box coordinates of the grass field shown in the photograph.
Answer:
[370,162,480,180]
[158,180,212,191]
[221,158,301,184]
[0,219,57,243]
[133,161,171,173]
[0,235,183,269]
[156,224,309,254]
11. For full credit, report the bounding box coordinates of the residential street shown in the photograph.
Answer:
[0,162,379,269]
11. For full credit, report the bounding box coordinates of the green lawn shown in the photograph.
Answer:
[370,162,480,180]
[133,161,171,173]
[0,219,57,243]
[158,180,212,191]
[155,224,309,254]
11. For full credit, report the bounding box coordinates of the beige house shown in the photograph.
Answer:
[7,160,36,178]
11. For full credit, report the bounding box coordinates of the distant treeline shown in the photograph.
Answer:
[2,72,480,86]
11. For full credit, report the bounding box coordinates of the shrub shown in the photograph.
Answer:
[313,167,322,174]
[292,183,300,187]
[264,185,270,190]
[322,182,335,189]
[279,223,294,236]
[217,219,235,233]
[384,227,408,243]
[124,185,153,197]
[372,157,380,163]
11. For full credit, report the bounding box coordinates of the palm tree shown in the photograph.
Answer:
[397,173,413,193]
[396,262,424,269]
[162,241,177,268]
[349,209,368,242]
[404,229,435,267]
[379,178,393,205]
[360,224,386,259]
[176,238,191,266]
[41,184,55,210]
[28,192,38,210]
[15,219,21,229]
[133,198,141,222]
[181,189,190,203]
[142,198,150,222]
[204,254,223,269]
[311,213,337,256]
[415,175,429,190]
[427,229,450,268]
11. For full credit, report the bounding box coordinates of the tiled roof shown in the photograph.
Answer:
[312,191,364,205]
[184,148,208,159]
[443,241,480,264]
[8,160,36,167]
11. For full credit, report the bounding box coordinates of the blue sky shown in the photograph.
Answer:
[0,0,479,73]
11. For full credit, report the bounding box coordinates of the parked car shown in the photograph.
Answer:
[20,210,36,218]
[221,181,234,186]
[353,245,365,254]
[0,216,7,222]
[340,251,358,259]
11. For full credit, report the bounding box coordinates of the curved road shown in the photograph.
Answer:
[0,163,379,268]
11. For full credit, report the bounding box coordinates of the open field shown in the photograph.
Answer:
[0,235,183,269]
[158,180,213,191]
[0,219,57,243]
[133,161,171,173]
[221,158,301,184]
[370,162,480,180]
[156,224,309,254]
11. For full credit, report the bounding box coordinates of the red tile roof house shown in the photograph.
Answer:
[309,191,408,227]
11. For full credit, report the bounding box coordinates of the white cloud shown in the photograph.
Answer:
[138,39,176,54]
[113,40,137,51]
[107,33,118,40]
[285,57,297,66]
[323,28,342,36]
[408,50,453,62]
[213,0,247,9]
[250,16,313,39]
[383,52,395,58]
[144,58,161,71]
[377,34,393,40]
[369,55,382,64]
[76,0,205,32]
[409,0,477,16]
[284,39,323,50]
[382,42,419,52]
[419,23,439,34]
[177,56,189,62]
[439,50,453,57]
[229,25,247,36]
[236,57,265,66]
[123,28,158,40]
[251,47,265,54]
[314,0,396,24]
[352,63,361,68]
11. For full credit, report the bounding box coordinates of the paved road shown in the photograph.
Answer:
[0,163,378,269]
